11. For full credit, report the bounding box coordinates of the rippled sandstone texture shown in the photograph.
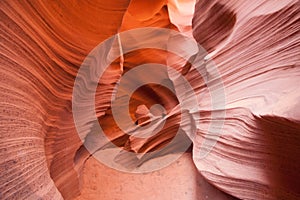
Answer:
[1,0,300,200]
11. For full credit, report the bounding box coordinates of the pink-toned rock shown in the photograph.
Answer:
[192,1,300,199]
[0,0,299,199]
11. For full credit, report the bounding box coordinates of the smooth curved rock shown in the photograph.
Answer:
[192,1,300,199]
[1,0,299,199]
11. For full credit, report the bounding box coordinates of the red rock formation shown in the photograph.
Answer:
[192,1,300,199]
[0,0,299,199]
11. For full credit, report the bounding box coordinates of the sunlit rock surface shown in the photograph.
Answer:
[192,1,300,199]
[0,0,299,199]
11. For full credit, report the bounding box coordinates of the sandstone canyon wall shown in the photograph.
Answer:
[0,0,299,200]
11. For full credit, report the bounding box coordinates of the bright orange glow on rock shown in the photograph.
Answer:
[1,0,299,199]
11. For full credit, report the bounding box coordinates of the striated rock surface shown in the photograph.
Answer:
[0,0,299,200]
[192,1,300,199]
[1,1,130,199]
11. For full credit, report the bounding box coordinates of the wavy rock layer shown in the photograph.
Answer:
[192,1,300,199]
[1,0,300,200]
[1,0,130,199]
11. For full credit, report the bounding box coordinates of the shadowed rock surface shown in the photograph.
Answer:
[0,0,299,199]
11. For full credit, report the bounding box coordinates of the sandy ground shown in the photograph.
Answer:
[75,153,237,200]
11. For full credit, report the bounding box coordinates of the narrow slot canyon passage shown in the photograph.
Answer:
[1,0,299,200]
